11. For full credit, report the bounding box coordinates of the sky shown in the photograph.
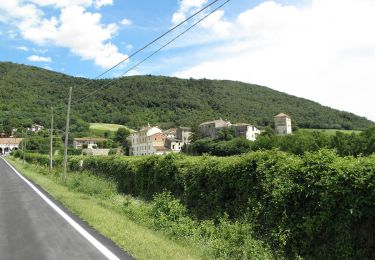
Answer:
[1,0,374,121]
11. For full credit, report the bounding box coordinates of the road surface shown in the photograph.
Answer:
[0,157,133,260]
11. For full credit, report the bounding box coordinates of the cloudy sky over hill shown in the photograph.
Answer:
[0,0,374,121]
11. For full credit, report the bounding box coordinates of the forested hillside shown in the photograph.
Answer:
[0,62,372,132]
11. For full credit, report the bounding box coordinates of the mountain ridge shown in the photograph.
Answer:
[0,62,372,132]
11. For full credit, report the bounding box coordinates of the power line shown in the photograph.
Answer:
[51,0,229,111]
[90,0,224,81]
[74,0,231,104]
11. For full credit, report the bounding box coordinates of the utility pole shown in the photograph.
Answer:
[22,131,26,164]
[62,87,72,182]
[49,107,54,170]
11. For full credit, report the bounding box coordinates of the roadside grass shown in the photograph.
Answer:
[6,157,205,260]
[301,128,362,135]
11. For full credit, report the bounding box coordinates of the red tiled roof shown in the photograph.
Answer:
[0,138,23,145]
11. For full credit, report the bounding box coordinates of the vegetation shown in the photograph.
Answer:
[187,127,375,157]
[0,62,373,136]
[8,157,274,259]
[12,149,375,259]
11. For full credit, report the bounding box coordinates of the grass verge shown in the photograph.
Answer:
[6,157,204,260]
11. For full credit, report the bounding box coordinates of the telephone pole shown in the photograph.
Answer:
[49,107,54,170]
[22,131,26,164]
[62,87,72,182]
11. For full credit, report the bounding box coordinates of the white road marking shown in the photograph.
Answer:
[1,158,120,260]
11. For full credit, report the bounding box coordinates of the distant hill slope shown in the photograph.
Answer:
[0,62,372,131]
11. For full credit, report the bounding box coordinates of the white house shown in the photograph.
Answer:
[231,123,260,141]
[130,126,172,156]
[0,138,23,155]
[274,113,292,135]
[28,124,44,132]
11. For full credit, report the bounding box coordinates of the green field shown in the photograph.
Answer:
[301,128,362,135]
[89,123,134,138]
[89,123,133,132]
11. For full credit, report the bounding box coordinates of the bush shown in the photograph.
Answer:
[15,150,375,259]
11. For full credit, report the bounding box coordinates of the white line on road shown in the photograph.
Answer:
[1,158,120,260]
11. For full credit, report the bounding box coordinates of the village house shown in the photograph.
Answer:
[199,119,260,141]
[130,125,193,156]
[27,124,44,132]
[130,126,171,156]
[163,128,177,138]
[199,119,232,139]
[0,138,23,155]
[274,113,292,135]
[176,126,192,143]
[231,123,260,141]
[73,137,107,149]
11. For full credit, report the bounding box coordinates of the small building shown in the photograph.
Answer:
[73,137,107,149]
[165,138,183,152]
[199,119,231,139]
[163,128,177,139]
[176,127,192,143]
[28,124,44,132]
[231,123,260,141]
[274,113,292,135]
[130,126,172,156]
[0,138,23,155]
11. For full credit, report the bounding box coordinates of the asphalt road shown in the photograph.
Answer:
[0,157,133,260]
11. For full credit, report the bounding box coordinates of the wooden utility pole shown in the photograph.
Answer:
[62,87,72,182]
[22,131,26,164]
[49,107,54,170]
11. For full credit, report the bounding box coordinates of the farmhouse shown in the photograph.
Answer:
[130,126,170,156]
[27,124,44,132]
[199,119,232,139]
[0,138,23,155]
[231,123,260,141]
[129,125,193,156]
[199,119,260,141]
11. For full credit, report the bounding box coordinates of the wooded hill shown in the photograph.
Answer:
[0,62,373,132]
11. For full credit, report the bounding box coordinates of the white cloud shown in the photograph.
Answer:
[125,44,133,51]
[94,0,113,9]
[0,1,127,69]
[173,0,375,121]
[28,55,52,62]
[121,18,132,26]
[16,46,29,51]
[172,0,208,25]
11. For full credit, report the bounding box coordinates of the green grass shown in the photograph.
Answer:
[89,123,134,138]
[301,128,362,135]
[6,157,204,260]
[90,123,134,132]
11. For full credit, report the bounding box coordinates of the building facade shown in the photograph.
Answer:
[0,138,23,155]
[274,113,292,135]
[231,124,260,141]
[176,127,192,143]
[199,119,231,139]
[130,126,172,156]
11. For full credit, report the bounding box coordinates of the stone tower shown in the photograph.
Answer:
[274,113,292,135]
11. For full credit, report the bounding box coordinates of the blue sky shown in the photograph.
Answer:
[1,0,375,121]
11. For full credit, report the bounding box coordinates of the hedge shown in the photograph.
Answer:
[13,150,375,259]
